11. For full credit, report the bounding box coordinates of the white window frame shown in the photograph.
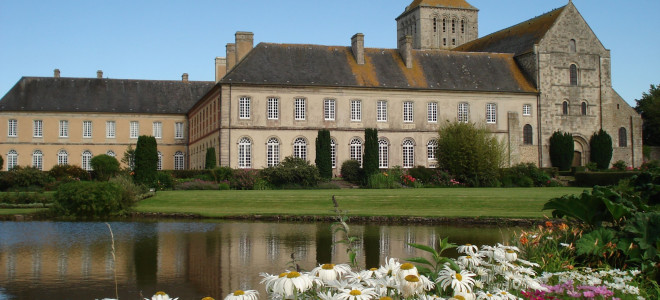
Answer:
[458,102,469,123]
[59,120,69,138]
[427,102,438,123]
[427,140,438,160]
[130,121,139,139]
[377,100,388,122]
[294,98,306,120]
[153,122,162,139]
[268,97,279,120]
[33,120,43,138]
[378,139,389,169]
[58,150,68,166]
[350,138,363,166]
[82,150,92,171]
[403,101,414,123]
[32,150,43,170]
[175,122,184,139]
[324,99,336,121]
[107,150,116,157]
[293,137,307,161]
[174,151,185,170]
[239,96,251,119]
[486,103,497,124]
[7,150,18,170]
[83,121,92,138]
[330,138,337,169]
[351,100,362,122]
[238,137,252,169]
[157,151,163,171]
[8,119,17,137]
[402,139,415,169]
[106,121,116,138]
[267,137,280,167]
[523,104,532,116]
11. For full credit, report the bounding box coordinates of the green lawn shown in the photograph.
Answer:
[134,187,585,218]
[0,208,48,215]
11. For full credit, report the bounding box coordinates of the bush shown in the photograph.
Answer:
[155,172,174,190]
[574,171,641,187]
[0,191,52,205]
[0,154,3,171]
[366,172,400,189]
[134,135,158,186]
[230,169,259,190]
[205,147,217,169]
[48,164,90,181]
[0,166,53,191]
[340,160,363,184]
[218,181,230,190]
[108,175,146,208]
[90,154,120,181]
[499,163,553,187]
[212,166,233,182]
[170,169,213,179]
[549,131,574,171]
[260,156,321,188]
[407,166,435,184]
[589,129,613,170]
[363,128,379,180]
[52,181,125,218]
[315,130,333,179]
[612,160,628,171]
[174,179,220,190]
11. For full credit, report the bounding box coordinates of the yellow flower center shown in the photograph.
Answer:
[202,297,215,300]
[500,292,508,295]
[454,296,466,300]
[287,271,301,278]
[400,263,415,270]
[404,275,419,282]
[379,297,393,300]
[279,272,288,278]
[466,256,472,259]
[506,250,515,253]
[155,291,167,296]
[233,290,245,296]
[456,273,463,281]
[465,244,472,246]
[350,290,362,296]
[370,268,378,271]
[487,294,493,297]
[322,264,335,270]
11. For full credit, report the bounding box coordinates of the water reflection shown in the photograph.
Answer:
[0,221,518,300]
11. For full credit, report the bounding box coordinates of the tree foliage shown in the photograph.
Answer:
[315,129,332,179]
[205,147,217,169]
[134,135,158,186]
[363,128,379,180]
[90,154,120,181]
[436,122,505,187]
[0,154,3,171]
[549,131,574,171]
[121,145,135,171]
[261,156,320,188]
[589,129,613,170]
[635,84,660,146]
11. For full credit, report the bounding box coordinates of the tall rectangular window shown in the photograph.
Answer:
[427,102,438,123]
[403,101,414,123]
[523,104,532,116]
[377,100,388,122]
[59,120,69,138]
[351,100,361,121]
[175,122,184,139]
[295,98,306,120]
[458,103,469,123]
[106,121,116,138]
[130,121,139,138]
[267,97,279,120]
[324,99,335,120]
[239,96,250,119]
[83,121,92,138]
[153,122,162,139]
[8,119,17,137]
[33,120,43,137]
[486,103,497,124]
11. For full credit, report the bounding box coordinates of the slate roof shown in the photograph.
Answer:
[405,0,477,12]
[454,5,566,56]
[221,43,536,93]
[0,77,214,114]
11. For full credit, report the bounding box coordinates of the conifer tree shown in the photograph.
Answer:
[134,135,158,185]
[205,147,217,169]
[315,129,332,179]
[589,129,613,170]
[363,128,379,179]
[549,131,574,171]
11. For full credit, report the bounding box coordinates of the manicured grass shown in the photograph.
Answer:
[0,208,48,215]
[135,187,586,218]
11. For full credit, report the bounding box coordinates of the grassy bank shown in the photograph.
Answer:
[134,187,585,218]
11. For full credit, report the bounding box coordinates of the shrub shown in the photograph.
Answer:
[155,172,174,190]
[212,166,233,181]
[52,181,125,218]
[574,171,640,187]
[90,154,120,181]
[0,166,53,191]
[170,169,213,179]
[0,154,3,171]
[174,179,219,190]
[205,147,217,169]
[589,129,613,170]
[363,128,379,180]
[315,129,332,179]
[500,163,552,187]
[134,135,158,186]
[407,166,435,184]
[0,191,52,205]
[260,156,320,188]
[340,160,363,184]
[549,131,574,171]
[108,175,146,208]
[218,181,230,190]
[48,164,90,181]
[366,172,400,189]
[230,169,259,190]
[612,160,628,171]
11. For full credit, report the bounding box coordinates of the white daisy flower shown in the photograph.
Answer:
[457,244,479,256]
[312,263,352,282]
[396,263,419,284]
[451,290,475,300]
[224,290,259,300]
[503,249,517,262]
[272,271,315,297]
[457,254,484,269]
[337,287,377,300]
[378,257,401,278]
[475,291,499,300]
[437,266,476,293]
[145,292,178,300]
[318,290,340,300]
[399,274,425,298]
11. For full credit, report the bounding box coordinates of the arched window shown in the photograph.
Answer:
[267,137,280,167]
[238,137,252,168]
[562,101,569,115]
[174,151,185,170]
[581,102,587,116]
[378,139,389,169]
[433,18,437,32]
[82,150,92,171]
[570,64,578,86]
[451,19,456,33]
[569,39,576,53]
[427,140,438,160]
[157,151,162,171]
[442,18,446,33]
[58,150,68,165]
[461,19,465,34]
[293,137,307,161]
[402,139,415,169]
[350,138,363,166]
[523,125,533,145]
[330,138,337,169]
[106,150,115,158]
[7,150,18,170]
[619,127,628,147]
[32,150,43,170]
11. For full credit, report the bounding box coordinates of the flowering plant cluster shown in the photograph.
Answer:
[400,174,416,187]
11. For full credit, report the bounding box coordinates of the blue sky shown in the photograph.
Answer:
[1,0,658,106]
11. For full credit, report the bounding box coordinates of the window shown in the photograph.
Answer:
[59,120,69,138]
[523,104,532,116]
[351,100,361,121]
[486,103,497,124]
[427,140,438,160]
[153,122,162,139]
[58,150,68,165]
[451,19,456,33]
[330,138,337,169]
[175,122,184,139]
[323,99,335,121]
[581,102,587,116]
[268,97,279,120]
[33,120,43,137]
[443,38,447,46]
[458,102,469,123]
[452,38,456,46]
[82,151,92,171]
[7,150,18,170]
[619,127,628,147]
[402,139,414,168]
[523,124,533,145]
[174,151,185,170]
[83,121,92,138]
[157,151,162,171]
[427,102,438,123]
[377,100,388,122]
[350,138,363,166]
[32,150,43,170]
[442,18,446,32]
[8,119,17,137]
[461,19,465,34]
[562,101,569,115]
[267,138,280,167]
[106,150,115,157]
[239,96,251,119]
[295,98,306,120]
[569,39,576,53]
[403,101,414,123]
[106,121,116,138]
[378,139,389,169]
[238,137,252,168]
[130,121,139,138]
[433,18,437,32]
[293,137,307,161]
[570,64,578,86]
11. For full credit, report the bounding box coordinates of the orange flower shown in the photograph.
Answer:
[545,221,554,228]
[558,223,569,231]
[520,236,529,245]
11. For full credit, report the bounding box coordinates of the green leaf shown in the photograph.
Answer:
[439,257,462,273]
[406,257,434,267]
[575,227,617,256]
[602,197,632,221]
[407,243,439,257]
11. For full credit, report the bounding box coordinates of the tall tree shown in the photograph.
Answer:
[315,130,332,179]
[134,135,158,185]
[549,131,574,171]
[205,147,217,169]
[363,128,379,179]
[635,84,660,146]
[589,129,613,170]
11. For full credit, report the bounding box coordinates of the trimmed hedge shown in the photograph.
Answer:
[574,171,641,187]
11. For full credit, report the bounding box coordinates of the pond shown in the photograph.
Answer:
[0,221,521,300]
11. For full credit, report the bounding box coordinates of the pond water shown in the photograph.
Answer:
[0,221,520,300]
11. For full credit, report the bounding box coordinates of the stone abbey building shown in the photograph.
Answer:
[0,0,642,173]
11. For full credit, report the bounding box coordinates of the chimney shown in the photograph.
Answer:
[235,31,254,65]
[54,69,61,78]
[351,33,365,65]
[182,73,189,82]
[215,57,227,82]
[226,43,236,71]
[97,70,103,79]
[398,35,413,69]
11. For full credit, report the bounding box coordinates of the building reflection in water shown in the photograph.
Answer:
[0,221,518,300]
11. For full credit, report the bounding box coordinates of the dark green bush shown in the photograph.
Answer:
[53,181,125,218]
[0,155,3,171]
[549,131,574,171]
[612,160,628,170]
[205,147,217,169]
[315,130,332,179]
[134,135,158,186]
[260,156,320,188]
[155,172,174,190]
[212,166,233,181]
[363,128,379,180]
[589,129,613,170]
[340,160,363,184]
[108,175,145,208]
[407,166,435,184]
[0,166,53,191]
[90,154,120,181]
[169,169,213,179]
[574,171,641,187]
[0,191,52,205]
[218,181,230,190]
[49,164,90,181]
[230,169,259,190]
[174,179,220,190]
[500,163,553,187]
